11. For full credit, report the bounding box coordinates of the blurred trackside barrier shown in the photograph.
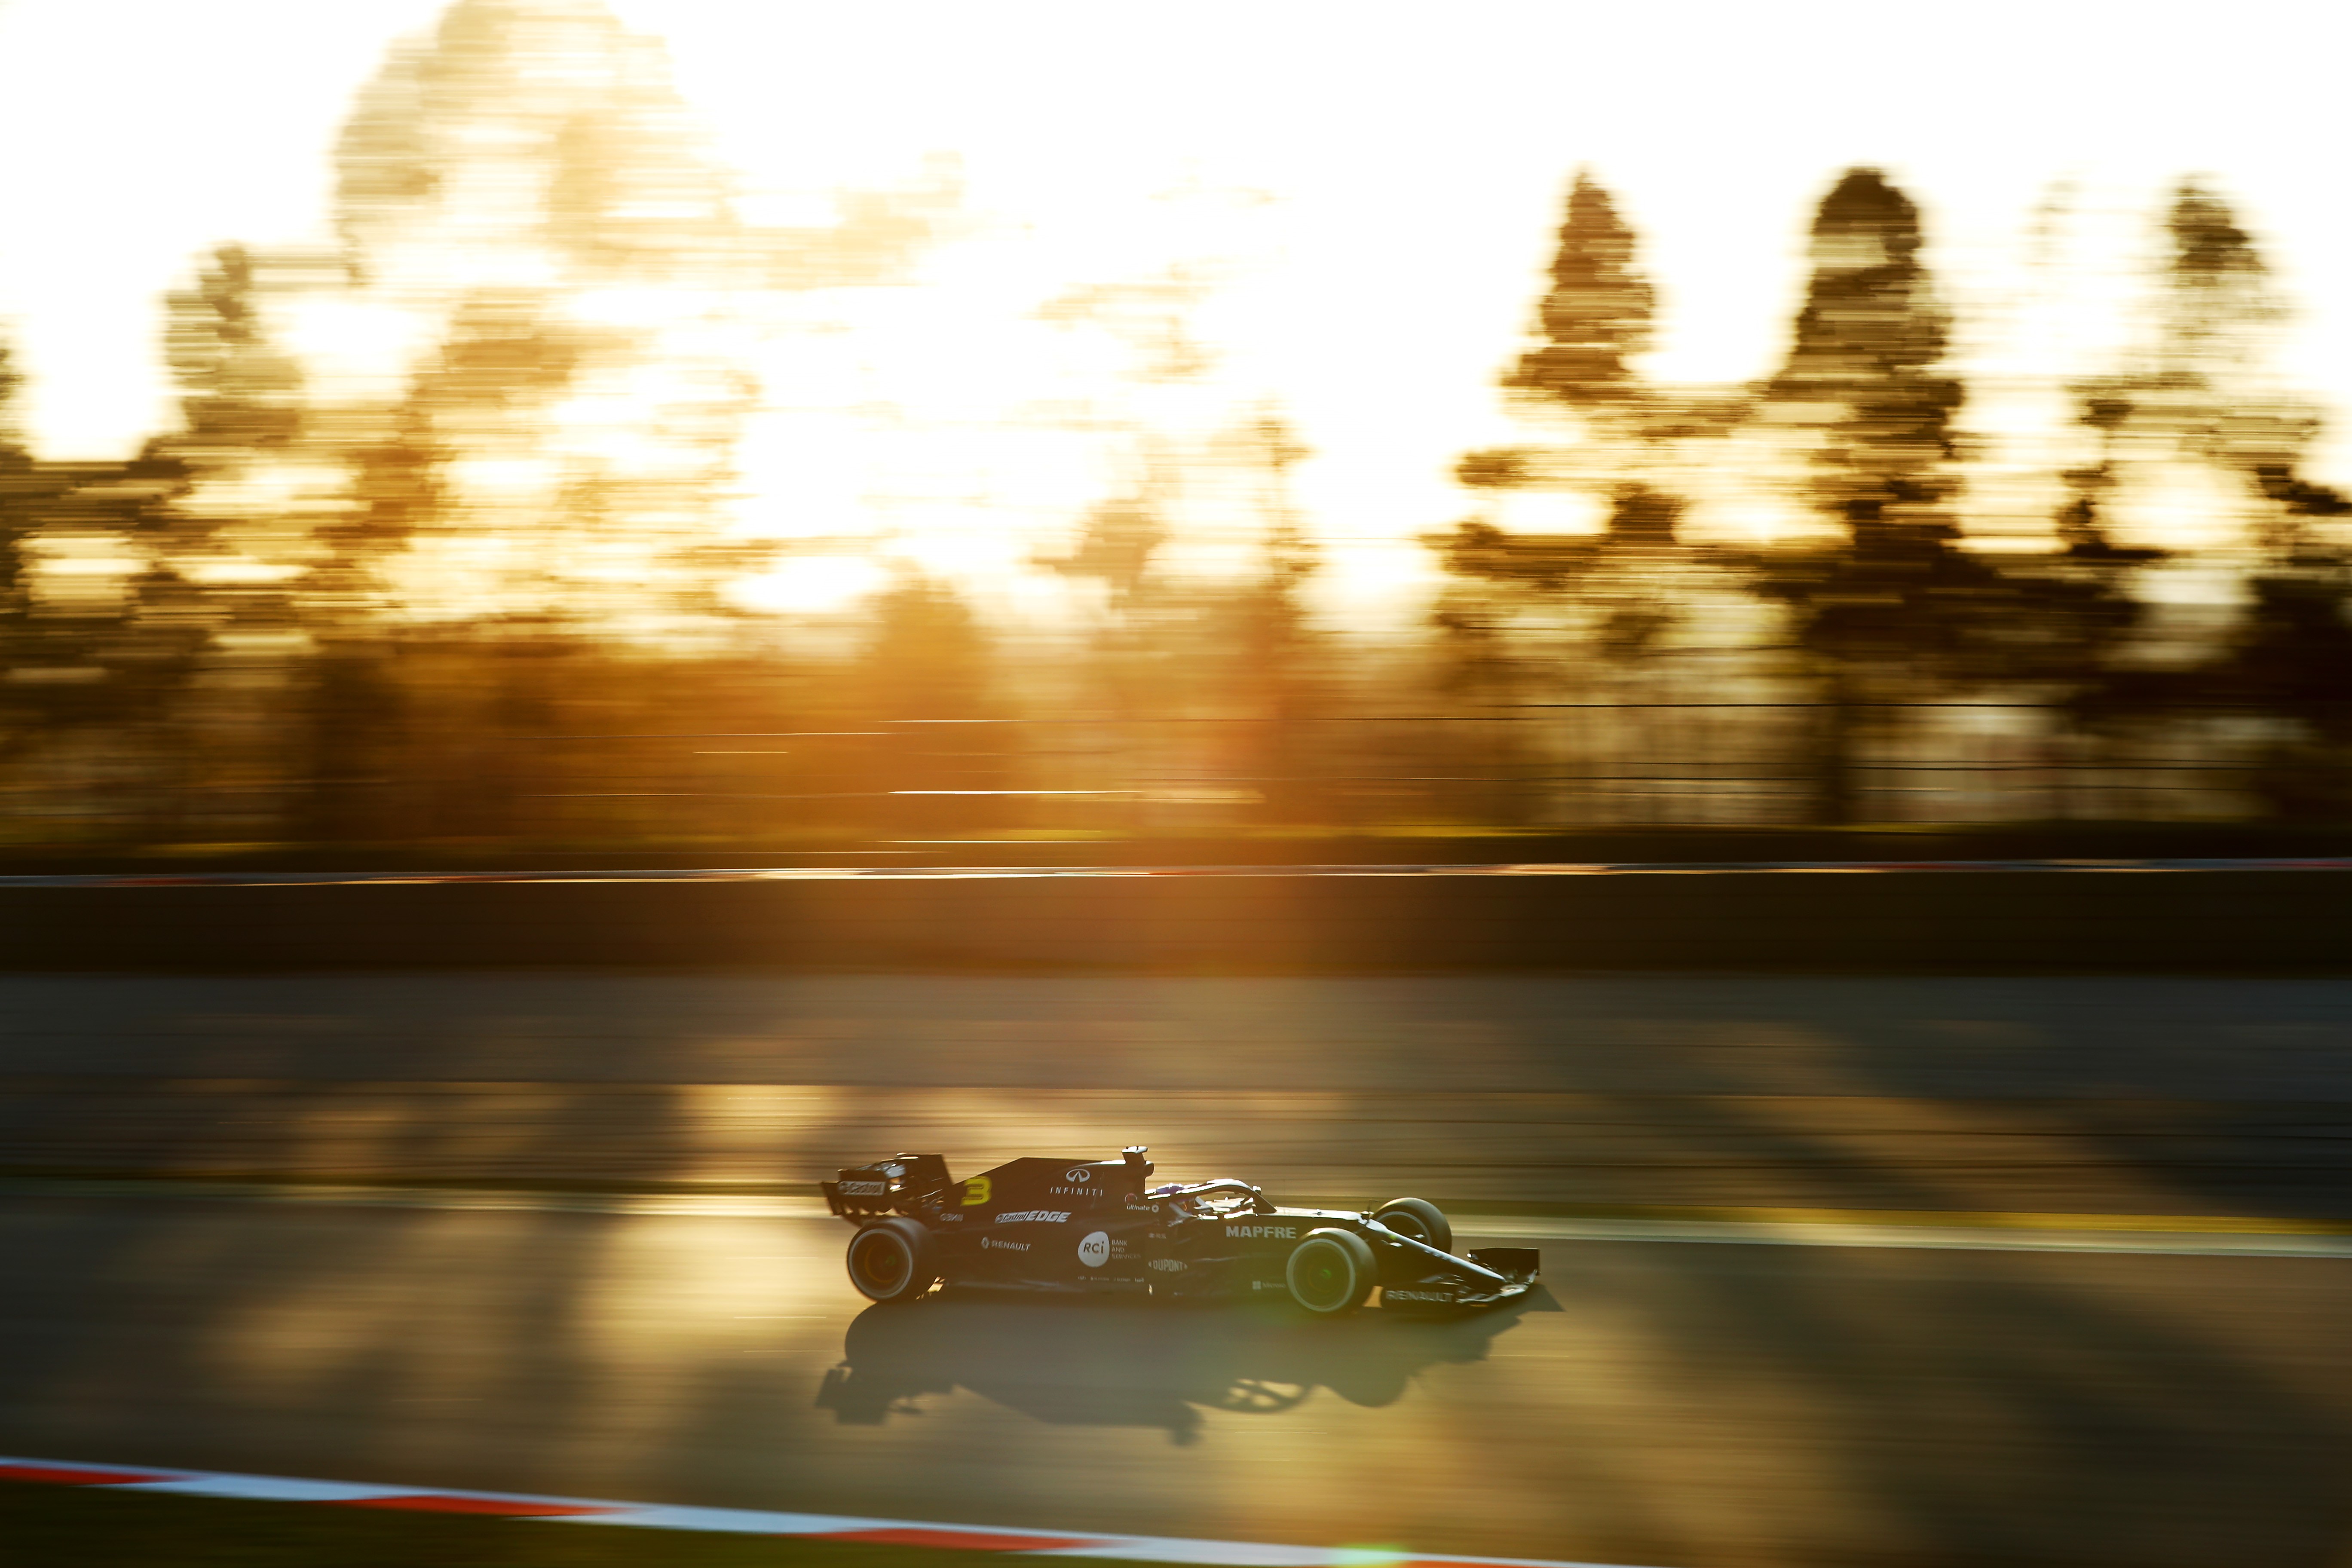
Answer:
[0,868,2347,972]
[16,702,2352,850]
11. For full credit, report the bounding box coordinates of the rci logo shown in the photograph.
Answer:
[1064,1167,1093,1183]
[1076,1231,1111,1268]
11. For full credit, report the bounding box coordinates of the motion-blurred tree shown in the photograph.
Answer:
[0,338,31,622]
[1751,170,2145,822]
[2070,180,2349,555]
[1041,495,1165,614]
[322,0,760,633]
[1426,174,1749,829]
[1460,169,1703,513]
[144,242,315,616]
[860,578,994,723]
[1504,171,1654,410]
[1432,165,1757,802]
[2064,181,2352,815]
[1440,172,1685,666]
[166,246,306,469]
[1763,168,1962,548]
[0,329,210,802]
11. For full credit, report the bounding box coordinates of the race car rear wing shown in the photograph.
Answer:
[822,1153,952,1219]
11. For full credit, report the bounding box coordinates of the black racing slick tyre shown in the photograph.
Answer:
[1285,1228,1377,1316]
[846,1218,938,1304]
[1373,1197,1452,1253]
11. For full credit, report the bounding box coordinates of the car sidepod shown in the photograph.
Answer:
[935,1156,1156,1293]
[1158,1209,1354,1301]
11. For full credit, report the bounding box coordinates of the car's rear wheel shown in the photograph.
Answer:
[1285,1228,1376,1316]
[846,1218,938,1304]
[1373,1197,1452,1253]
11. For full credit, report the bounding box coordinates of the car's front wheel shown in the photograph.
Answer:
[846,1218,938,1304]
[1373,1197,1452,1253]
[1285,1228,1376,1316]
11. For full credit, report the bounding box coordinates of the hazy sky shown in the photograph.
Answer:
[3,0,2347,597]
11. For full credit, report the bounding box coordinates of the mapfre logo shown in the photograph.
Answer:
[1064,1167,1094,1183]
[1225,1224,1296,1240]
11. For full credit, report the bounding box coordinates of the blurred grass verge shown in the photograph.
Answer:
[0,1481,974,1568]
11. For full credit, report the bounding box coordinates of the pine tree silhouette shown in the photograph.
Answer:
[1764,168,1962,550]
[1505,171,1654,409]
[1751,170,2151,821]
[2079,181,2352,814]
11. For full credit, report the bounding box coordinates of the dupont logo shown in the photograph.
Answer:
[1146,1258,1186,1273]
[836,1180,888,1196]
[995,1210,1070,1225]
[1225,1225,1296,1240]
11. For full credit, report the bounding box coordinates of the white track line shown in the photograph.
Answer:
[0,1456,1633,1567]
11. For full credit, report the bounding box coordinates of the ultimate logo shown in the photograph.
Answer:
[822,1145,1539,1314]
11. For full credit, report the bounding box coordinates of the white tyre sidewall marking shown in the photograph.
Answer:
[1077,1230,1111,1268]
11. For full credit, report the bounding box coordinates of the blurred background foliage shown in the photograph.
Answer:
[4,0,2352,856]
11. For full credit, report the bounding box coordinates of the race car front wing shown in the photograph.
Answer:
[1367,1220,1540,1308]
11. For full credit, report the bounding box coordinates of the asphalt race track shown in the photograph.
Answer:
[9,973,2352,1215]
[7,973,2352,1566]
[4,1192,2352,1568]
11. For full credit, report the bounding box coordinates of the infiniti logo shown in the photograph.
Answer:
[1064,1167,1093,1183]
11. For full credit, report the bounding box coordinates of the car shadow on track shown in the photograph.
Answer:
[816,1287,1553,1442]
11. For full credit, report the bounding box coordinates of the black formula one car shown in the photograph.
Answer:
[823,1145,1537,1314]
